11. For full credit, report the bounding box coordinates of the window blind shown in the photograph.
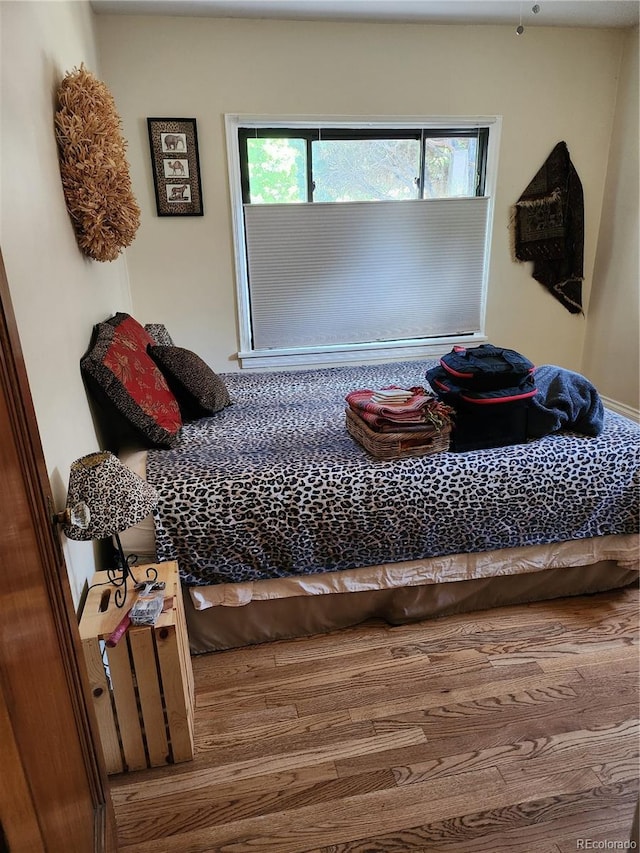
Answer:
[244,197,489,351]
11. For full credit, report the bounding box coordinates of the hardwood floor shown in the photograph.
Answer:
[111,585,639,852]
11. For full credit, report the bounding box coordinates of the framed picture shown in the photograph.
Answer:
[147,118,203,216]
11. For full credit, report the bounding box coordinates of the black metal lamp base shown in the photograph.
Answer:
[107,532,158,608]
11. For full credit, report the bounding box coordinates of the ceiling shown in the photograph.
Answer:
[90,0,640,28]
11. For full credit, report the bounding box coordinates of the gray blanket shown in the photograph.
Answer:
[528,365,604,438]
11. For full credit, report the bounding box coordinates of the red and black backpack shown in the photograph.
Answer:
[426,345,537,451]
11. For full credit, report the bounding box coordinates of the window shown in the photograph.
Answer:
[240,129,486,204]
[226,116,500,368]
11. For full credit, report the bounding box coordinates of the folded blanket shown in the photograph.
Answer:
[371,388,413,403]
[351,408,437,433]
[346,387,433,421]
[346,386,453,432]
[527,365,604,438]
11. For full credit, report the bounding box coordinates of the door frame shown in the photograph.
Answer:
[0,247,117,851]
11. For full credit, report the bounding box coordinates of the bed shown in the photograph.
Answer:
[113,358,639,654]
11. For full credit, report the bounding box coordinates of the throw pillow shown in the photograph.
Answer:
[144,323,175,347]
[147,345,231,420]
[81,313,182,448]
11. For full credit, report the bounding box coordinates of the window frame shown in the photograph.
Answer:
[239,126,488,204]
[225,114,502,369]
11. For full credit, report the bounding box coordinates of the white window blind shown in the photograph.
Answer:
[244,197,489,351]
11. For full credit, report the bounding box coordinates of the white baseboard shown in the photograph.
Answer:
[601,395,640,422]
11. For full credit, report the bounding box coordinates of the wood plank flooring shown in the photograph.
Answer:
[111,585,639,852]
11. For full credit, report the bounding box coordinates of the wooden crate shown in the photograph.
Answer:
[346,407,451,460]
[79,561,195,774]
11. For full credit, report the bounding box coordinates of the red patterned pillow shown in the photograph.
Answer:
[81,313,182,447]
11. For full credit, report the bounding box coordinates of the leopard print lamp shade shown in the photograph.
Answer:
[63,451,158,542]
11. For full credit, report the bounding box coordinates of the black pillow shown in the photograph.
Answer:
[147,345,231,420]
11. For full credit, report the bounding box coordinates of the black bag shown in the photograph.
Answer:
[438,344,535,391]
[426,345,537,452]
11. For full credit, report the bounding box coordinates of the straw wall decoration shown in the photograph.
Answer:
[55,64,140,262]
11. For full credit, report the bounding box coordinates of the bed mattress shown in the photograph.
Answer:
[120,360,639,598]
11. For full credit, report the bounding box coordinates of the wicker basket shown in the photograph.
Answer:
[346,407,451,460]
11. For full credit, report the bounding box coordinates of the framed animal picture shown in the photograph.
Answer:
[147,118,203,216]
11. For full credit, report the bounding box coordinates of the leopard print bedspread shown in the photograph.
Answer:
[146,361,640,587]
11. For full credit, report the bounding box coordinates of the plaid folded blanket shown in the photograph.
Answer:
[352,408,438,433]
[346,386,453,432]
[346,386,431,420]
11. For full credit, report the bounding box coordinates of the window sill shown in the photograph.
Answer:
[238,334,487,370]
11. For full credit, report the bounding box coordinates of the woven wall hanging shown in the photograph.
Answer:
[55,64,140,262]
[510,141,584,314]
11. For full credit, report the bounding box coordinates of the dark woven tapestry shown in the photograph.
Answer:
[511,141,584,314]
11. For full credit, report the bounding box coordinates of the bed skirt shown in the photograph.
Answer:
[183,559,638,654]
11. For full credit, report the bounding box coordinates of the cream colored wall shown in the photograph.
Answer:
[583,27,639,413]
[96,16,625,378]
[0,0,134,604]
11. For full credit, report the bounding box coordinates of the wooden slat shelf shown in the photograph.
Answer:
[79,561,194,774]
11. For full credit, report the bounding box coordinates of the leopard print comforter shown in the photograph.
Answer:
[146,361,639,587]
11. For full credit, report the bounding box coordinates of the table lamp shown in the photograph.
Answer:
[58,451,159,607]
